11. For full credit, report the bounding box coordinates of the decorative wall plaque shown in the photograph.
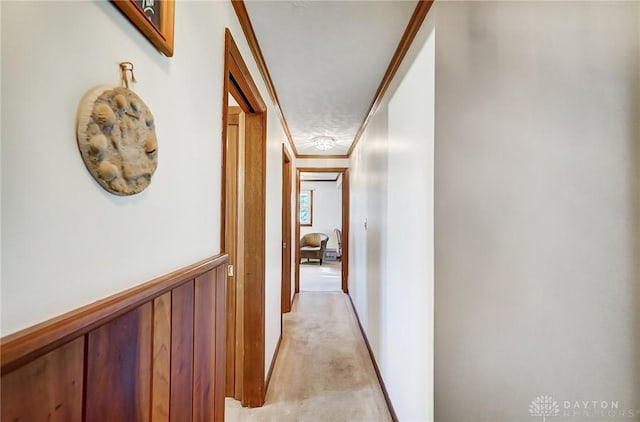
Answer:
[76,65,158,195]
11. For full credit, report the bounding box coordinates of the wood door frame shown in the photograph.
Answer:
[221,28,267,408]
[295,167,350,294]
[224,106,243,400]
[281,146,293,314]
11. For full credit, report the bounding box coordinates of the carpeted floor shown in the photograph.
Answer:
[299,261,342,292]
[225,292,392,422]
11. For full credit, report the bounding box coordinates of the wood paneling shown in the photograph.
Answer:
[170,281,194,422]
[234,249,245,401]
[86,303,152,422]
[215,265,227,421]
[1,255,227,422]
[1,337,84,422]
[193,271,216,421]
[1,255,225,374]
[152,293,172,422]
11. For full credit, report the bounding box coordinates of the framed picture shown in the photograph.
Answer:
[113,0,175,57]
[299,190,313,226]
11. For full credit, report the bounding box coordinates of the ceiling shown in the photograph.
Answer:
[243,0,418,156]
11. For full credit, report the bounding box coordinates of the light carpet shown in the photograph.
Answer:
[225,292,392,422]
[299,261,342,292]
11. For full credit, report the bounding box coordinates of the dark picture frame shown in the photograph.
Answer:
[113,0,175,57]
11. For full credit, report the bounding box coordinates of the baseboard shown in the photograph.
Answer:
[347,294,399,422]
[265,334,282,394]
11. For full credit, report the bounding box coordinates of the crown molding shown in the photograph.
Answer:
[232,0,434,160]
[296,154,350,160]
[231,0,299,157]
[347,0,434,157]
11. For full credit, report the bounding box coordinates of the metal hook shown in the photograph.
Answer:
[119,62,137,89]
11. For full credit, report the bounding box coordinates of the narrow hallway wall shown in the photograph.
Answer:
[349,11,436,422]
[434,2,640,420]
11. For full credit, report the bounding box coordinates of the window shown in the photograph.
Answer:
[299,190,313,226]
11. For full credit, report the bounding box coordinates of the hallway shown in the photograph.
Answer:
[226,292,391,421]
[2,2,639,421]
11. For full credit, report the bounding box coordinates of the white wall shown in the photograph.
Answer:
[434,2,640,421]
[349,11,435,422]
[264,102,287,378]
[296,157,349,169]
[300,180,342,249]
[385,19,435,421]
[1,0,286,376]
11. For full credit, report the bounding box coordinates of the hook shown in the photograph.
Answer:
[119,62,137,89]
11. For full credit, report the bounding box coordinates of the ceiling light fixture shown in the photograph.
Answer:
[313,136,337,151]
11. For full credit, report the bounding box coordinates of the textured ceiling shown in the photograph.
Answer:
[244,0,418,155]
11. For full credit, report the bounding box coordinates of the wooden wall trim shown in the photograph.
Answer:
[231,0,299,157]
[1,254,228,374]
[227,28,267,113]
[296,154,349,159]
[222,28,268,408]
[240,113,267,407]
[347,295,398,422]
[294,168,301,293]
[264,334,282,394]
[346,0,434,157]
[281,145,293,314]
[341,169,350,293]
[301,175,340,183]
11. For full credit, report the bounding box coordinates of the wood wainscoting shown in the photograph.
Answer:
[1,255,228,422]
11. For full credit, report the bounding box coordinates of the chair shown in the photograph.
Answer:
[334,228,342,261]
[300,233,329,265]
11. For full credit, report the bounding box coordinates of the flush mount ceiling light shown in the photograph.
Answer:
[313,136,337,151]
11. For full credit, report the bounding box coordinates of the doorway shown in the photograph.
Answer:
[282,147,293,313]
[295,168,350,294]
[221,29,267,408]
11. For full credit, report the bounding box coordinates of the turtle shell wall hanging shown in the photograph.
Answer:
[76,62,158,195]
